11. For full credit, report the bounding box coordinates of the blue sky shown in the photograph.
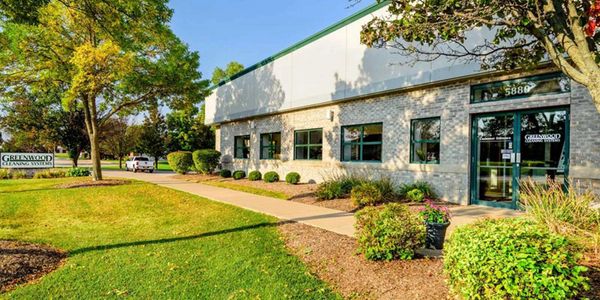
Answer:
[168,0,374,80]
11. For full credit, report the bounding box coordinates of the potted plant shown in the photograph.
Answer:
[418,201,451,250]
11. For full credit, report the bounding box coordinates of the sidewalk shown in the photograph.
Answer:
[106,170,522,238]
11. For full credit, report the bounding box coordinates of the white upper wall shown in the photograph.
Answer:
[205,2,488,125]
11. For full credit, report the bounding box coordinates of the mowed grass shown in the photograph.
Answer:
[200,180,290,200]
[101,161,171,171]
[0,178,338,299]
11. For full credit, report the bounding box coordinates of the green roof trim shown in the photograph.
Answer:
[210,0,390,90]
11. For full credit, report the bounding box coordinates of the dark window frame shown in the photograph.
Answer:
[341,123,383,162]
[410,117,441,164]
[234,135,251,159]
[260,132,281,160]
[294,128,323,160]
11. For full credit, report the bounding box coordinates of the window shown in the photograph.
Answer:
[234,135,251,159]
[410,118,440,164]
[294,129,323,160]
[471,73,570,103]
[341,123,382,162]
[260,132,281,159]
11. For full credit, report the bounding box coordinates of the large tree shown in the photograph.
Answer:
[137,106,168,168]
[359,0,600,112]
[166,106,214,152]
[211,61,245,85]
[100,117,136,170]
[0,0,209,180]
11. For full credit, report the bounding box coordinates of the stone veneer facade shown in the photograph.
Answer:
[215,71,600,205]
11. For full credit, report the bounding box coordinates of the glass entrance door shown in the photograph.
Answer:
[471,108,569,209]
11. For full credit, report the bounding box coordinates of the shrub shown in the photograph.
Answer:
[66,167,91,177]
[351,182,384,208]
[167,151,194,174]
[406,188,425,202]
[192,149,221,175]
[355,203,425,261]
[263,171,279,183]
[399,181,436,199]
[10,170,27,179]
[418,200,451,223]
[372,177,396,200]
[33,169,66,179]
[315,181,345,200]
[219,169,232,178]
[285,172,301,185]
[232,170,246,180]
[248,171,262,181]
[0,169,10,180]
[444,218,590,299]
[520,178,600,253]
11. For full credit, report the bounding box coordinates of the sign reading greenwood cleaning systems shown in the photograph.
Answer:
[0,153,55,169]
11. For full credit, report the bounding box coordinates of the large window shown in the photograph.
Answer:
[260,132,281,160]
[294,129,323,160]
[342,123,382,162]
[234,135,250,159]
[410,117,440,164]
[471,73,570,103]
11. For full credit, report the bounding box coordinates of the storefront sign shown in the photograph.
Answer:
[471,73,570,103]
[0,153,55,169]
[524,134,562,143]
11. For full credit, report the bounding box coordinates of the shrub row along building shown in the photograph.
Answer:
[204,2,600,209]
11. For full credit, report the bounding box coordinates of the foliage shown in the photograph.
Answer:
[100,117,135,169]
[66,167,91,177]
[0,0,49,24]
[10,170,27,179]
[399,181,436,199]
[355,203,425,261]
[444,218,590,299]
[351,183,384,208]
[166,107,215,152]
[33,169,66,179]
[315,181,345,200]
[371,177,396,201]
[360,0,600,113]
[418,201,450,223]
[167,151,193,174]
[192,149,221,175]
[233,170,246,180]
[316,175,398,201]
[0,0,209,180]
[0,169,11,180]
[211,61,245,85]
[136,106,168,168]
[520,178,600,253]
[263,171,280,183]
[219,169,231,178]
[248,171,262,181]
[285,172,301,185]
[406,189,425,202]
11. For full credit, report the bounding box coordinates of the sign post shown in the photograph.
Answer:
[0,153,55,169]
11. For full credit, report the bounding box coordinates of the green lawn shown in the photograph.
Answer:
[201,180,289,200]
[0,178,338,299]
[101,161,171,171]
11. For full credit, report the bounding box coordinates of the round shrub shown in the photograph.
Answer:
[285,172,301,185]
[355,203,425,261]
[263,171,280,183]
[444,218,590,299]
[167,151,193,174]
[315,181,344,200]
[192,149,221,175]
[248,171,262,181]
[219,169,232,178]
[406,188,425,202]
[66,167,91,177]
[232,170,246,180]
[351,182,384,208]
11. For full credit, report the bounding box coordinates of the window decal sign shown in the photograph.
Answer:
[0,153,55,169]
[524,134,562,143]
[471,73,570,103]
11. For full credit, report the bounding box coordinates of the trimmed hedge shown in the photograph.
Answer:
[220,169,232,178]
[192,149,221,175]
[248,171,262,181]
[351,182,384,208]
[263,171,279,183]
[233,170,246,180]
[285,172,301,185]
[444,218,590,299]
[167,151,194,174]
[355,203,425,261]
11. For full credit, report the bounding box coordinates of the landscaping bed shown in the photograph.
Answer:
[278,221,448,299]
[0,240,66,293]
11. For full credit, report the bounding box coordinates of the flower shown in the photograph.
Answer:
[419,200,451,223]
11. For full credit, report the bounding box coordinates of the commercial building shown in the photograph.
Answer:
[204,2,600,208]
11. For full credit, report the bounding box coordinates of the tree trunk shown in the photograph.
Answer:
[155,156,159,168]
[72,155,78,168]
[82,94,103,181]
[90,132,102,181]
[119,156,122,169]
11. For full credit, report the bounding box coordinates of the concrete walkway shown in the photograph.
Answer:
[106,170,522,238]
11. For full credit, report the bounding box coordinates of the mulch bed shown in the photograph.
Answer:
[581,253,600,299]
[278,222,448,299]
[55,179,129,189]
[0,240,66,293]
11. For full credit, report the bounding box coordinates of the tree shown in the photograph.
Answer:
[51,107,89,167]
[166,106,215,152]
[0,1,209,181]
[137,106,168,168]
[211,61,245,85]
[100,117,135,169]
[0,0,49,24]
[359,0,600,113]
